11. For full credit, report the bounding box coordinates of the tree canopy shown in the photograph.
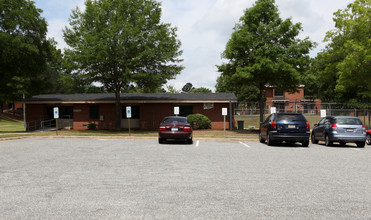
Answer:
[63,0,183,129]
[305,0,371,103]
[0,0,59,104]
[217,0,314,122]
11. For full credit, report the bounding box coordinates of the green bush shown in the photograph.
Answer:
[187,114,211,130]
[87,123,97,130]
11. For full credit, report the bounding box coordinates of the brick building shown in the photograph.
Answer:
[265,85,321,113]
[23,93,237,131]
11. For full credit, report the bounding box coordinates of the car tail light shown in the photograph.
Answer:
[159,126,167,131]
[183,127,191,131]
[331,124,337,130]
[271,121,277,129]
[306,122,310,130]
[362,125,366,131]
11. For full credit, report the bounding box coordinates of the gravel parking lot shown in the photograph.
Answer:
[1,138,370,219]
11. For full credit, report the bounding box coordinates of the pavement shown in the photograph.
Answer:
[1,138,370,219]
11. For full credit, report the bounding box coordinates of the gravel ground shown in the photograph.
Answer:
[0,138,370,219]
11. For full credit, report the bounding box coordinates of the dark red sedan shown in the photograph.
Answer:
[367,130,371,145]
[158,116,193,144]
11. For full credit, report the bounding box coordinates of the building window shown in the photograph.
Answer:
[203,103,214,110]
[90,106,99,119]
[274,90,284,97]
[274,103,285,111]
[122,106,140,119]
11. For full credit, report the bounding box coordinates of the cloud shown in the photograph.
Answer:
[34,0,354,91]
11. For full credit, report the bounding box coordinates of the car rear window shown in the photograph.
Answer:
[163,117,188,124]
[336,118,362,125]
[276,114,306,122]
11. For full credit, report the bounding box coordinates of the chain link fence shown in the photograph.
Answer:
[234,102,371,130]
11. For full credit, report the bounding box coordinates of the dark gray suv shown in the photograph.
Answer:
[259,113,310,146]
[311,116,366,148]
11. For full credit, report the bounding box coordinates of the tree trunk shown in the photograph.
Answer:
[115,90,121,130]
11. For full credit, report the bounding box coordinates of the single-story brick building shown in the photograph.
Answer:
[23,93,237,131]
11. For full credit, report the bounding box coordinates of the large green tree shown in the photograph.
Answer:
[64,0,183,130]
[306,0,371,102]
[0,0,59,108]
[217,0,314,123]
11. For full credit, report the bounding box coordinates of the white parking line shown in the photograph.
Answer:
[195,140,200,147]
[239,141,251,148]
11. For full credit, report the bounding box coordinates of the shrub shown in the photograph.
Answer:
[187,114,211,130]
[87,123,97,130]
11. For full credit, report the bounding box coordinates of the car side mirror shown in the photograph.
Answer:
[314,124,318,127]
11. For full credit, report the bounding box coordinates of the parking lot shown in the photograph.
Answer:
[1,138,371,219]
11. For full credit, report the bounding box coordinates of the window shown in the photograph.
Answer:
[122,106,140,119]
[274,102,285,111]
[90,106,99,119]
[274,90,284,97]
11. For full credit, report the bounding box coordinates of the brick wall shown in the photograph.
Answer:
[26,102,234,131]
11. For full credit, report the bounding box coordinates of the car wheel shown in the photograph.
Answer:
[267,133,274,146]
[311,133,318,144]
[367,134,371,145]
[325,134,332,146]
[339,141,346,147]
[259,133,265,143]
[356,142,365,148]
[302,141,309,147]
[159,138,165,144]
[187,138,193,145]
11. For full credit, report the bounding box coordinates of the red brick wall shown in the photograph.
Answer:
[26,102,234,131]
[25,104,48,130]
[73,104,117,130]
[137,103,233,130]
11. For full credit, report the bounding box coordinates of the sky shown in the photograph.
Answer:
[33,0,354,92]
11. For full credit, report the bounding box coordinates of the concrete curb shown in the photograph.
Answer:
[0,135,259,142]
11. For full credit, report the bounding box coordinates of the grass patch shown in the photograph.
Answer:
[0,114,26,132]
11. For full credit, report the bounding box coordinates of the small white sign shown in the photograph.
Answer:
[53,107,59,119]
[321,109,326,118]
[222,108,228,116]
[270,107,276,114]
[174,106,179,115]
[126,106,132,118]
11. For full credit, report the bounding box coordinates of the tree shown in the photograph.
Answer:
[307,0,371,102]
[63,0,183,130]
[0,0,59,107]
[189,87,212,93]
[215,75,259,102]
[217,0,314,123]
[182,82,195,93]
[165,85,180,93]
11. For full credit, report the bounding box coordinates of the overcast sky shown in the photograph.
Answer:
[34,0,353,91]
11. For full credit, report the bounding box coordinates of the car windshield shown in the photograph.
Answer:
[162,117,188,124]
[336,118,362,125]
[276,114,305,122]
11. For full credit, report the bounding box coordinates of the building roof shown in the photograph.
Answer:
[23,93,237,104]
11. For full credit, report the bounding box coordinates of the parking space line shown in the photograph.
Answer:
[195,140,200,147]
[239,141,251,148]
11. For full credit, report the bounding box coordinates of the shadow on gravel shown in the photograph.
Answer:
[266,142,307,148]
[158,140,193,145]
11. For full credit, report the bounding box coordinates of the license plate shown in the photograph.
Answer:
[288,125,296,129]
[346,129,354,132]
[171,128,178,131]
